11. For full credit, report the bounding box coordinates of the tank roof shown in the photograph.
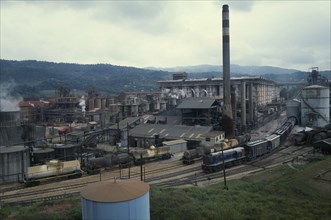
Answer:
[53,144,78,149]
[0,145,27,153]
[33,148,55,153]
[81,179,149,203]
[303,85,328,89]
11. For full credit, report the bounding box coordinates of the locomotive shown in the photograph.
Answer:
[182,135,250,164]
[201,147,246,173]
[202,118,296,173]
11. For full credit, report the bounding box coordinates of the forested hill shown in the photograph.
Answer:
[1,59,330,100]
[0,59,172,99]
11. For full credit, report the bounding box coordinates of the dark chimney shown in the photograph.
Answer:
[222,4,234,138]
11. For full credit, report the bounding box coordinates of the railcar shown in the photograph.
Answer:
[182,138,244,164]
[86,153,133,174]
[245,139,269,160]
[265,134,281,151]
[24,160,82,186]
[132,146,172,165]
[201,147,246,173]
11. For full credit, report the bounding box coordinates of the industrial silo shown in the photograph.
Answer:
[0,145,30,183]
[81,180,150,220]
[100,98,106,110]
[0,111,23,146]
[286,99,301,124]
[95,98,101,109]
[53,144,79,161]
[32,148,55,165]
[301,85,330,127]
[88,98,94,111]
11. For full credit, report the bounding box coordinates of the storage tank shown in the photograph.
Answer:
[32,148,55,165]
[301,85,330,127]
[286,99,301,125]
[95,98,101,109]
[81,180,150,220]
[101,98,107,110]
[0,111,23,146]
[88,98,94,110]
[53,144,79,161]
[0,145,30,183]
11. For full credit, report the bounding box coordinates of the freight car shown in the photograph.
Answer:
[24,159,82,186]
[85,146,172,173]
[182,137,248,164]
[201,147,246,173]
[131,146,172,165]
[202,118,295,173]
[86,153,133,174]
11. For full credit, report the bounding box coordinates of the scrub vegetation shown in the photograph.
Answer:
[1,156,330,220]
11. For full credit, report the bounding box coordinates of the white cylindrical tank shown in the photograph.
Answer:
[301,85,330,127]
[81,180,150,220]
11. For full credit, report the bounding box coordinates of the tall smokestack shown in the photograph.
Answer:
[222,4,234,138]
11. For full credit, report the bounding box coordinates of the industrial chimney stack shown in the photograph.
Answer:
[222,4,234,138]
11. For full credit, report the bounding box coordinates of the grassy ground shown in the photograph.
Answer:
[1,156,330,220]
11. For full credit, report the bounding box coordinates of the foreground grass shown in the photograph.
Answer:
[1,156,330,220]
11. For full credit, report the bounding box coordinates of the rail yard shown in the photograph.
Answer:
[0,136,315,205]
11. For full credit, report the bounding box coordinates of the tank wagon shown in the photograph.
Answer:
[86,153,133,174]
[132,146,172,165]
[86,146,172,173]
[202,118,295,173]
[24,159,82,186]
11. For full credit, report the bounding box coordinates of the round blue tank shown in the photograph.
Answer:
[81,179,150,220]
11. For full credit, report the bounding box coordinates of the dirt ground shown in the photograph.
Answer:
[249,111,287,140]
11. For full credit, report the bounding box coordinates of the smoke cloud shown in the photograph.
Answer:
[0,82,23,112]
[79,95,86,115]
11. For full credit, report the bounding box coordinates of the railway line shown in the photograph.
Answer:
[0,144,314,205]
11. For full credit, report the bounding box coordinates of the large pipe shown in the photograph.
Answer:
[241,81,246,132]
[249,82,254,128]
[222,4,233,138]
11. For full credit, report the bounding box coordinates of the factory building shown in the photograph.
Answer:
[159,75,280,133]
[128,123,213,149]
[177,98,221,127]
[158,75,280,107]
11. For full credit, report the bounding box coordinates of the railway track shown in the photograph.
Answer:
[0,145,314,205]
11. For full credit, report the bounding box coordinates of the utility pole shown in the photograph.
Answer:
[221,143,228,190]
[127,122,130,154]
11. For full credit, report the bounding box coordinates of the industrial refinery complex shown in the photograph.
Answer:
[0,5,330,220]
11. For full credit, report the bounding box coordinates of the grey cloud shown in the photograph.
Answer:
[217,1,254,11]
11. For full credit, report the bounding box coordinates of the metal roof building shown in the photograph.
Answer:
[129,124,212,141]
[128,123,212,148]
[81,180,150,220]
[176,98,219,109]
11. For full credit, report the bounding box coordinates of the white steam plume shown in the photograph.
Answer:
[0,82,23,112]
[79,96,86,115]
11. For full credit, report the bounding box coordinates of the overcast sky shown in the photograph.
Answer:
[1,0,330,71]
